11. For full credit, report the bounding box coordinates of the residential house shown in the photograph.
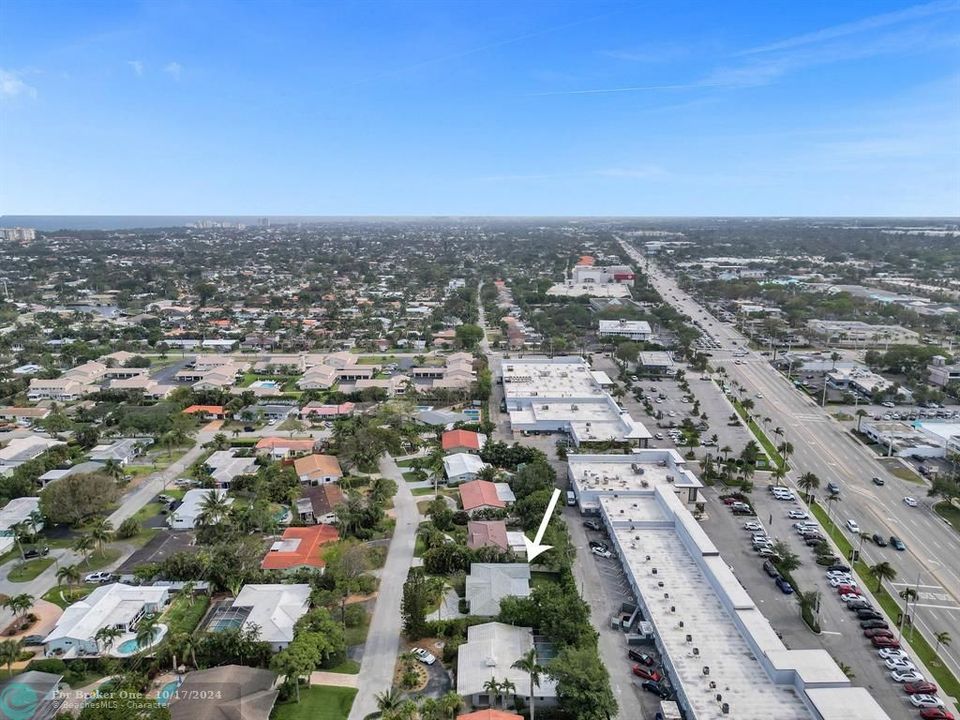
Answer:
[458,711,523,720]
[204,450,257,488]
[260,525,339,572]
[228,584,311,652]
[168,489,232,530]
[355,374,410,396]
[168,665,279,720]
[441,429,486,454]
[255,437,317,458]
[464,563,531,616]
[296,484,345,525]
[182,405,226,420]
[0,496,42,554]
[234,403,297,422]
[444,454,491,485]
[108,376,174,398]
[466,520,525,556]
[44,583,170,657]
[293,454,343,485]
[37,461,106,488]
[27,378,94,402]
[300,401,356,420]
[459,480,515,514]
[0,436,65,474]
[0,406,52,422]
[456,622,558,708]
[89,438,149,466]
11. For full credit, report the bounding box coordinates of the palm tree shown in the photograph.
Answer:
[482,677,501,707]
[90,518,114,554]
[836,661,855,679]
[498,677,516,709]
[0,639,21,675]
[855,409,869,432]
[56,563,81,588]
[103,459,124,482]
[95,626,123,654]
[898,587,918,637]
[797,472,819,502]
[512,648,544,720]
[375,688,404,714]
[771,464,787,487]
[778,441,794,464]
[134,613,161,653]
[198,492,231,526]
[935,631,953,655]
[720,445,732,462]
[72,534,95,568]
[826,493,842,522]
[438,691,462,720]
[869,561,897,592]
[10,522,29,562]
[3,594,33,625]
[795,590,819,621]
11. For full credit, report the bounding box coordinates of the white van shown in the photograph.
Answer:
[566,490,576,506]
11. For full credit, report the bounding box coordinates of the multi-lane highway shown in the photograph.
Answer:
[621,238,960,680]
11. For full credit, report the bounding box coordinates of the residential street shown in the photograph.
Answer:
[348,453,419,720]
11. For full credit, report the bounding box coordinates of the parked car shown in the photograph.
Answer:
[910,695,943,709]
[743,521,763,531]
[628,649,655,666]
[892,670,924,683]
[21,634,44,646]
[857,610,884,621]
[864,628,894,639]
[847,600,873,612]
[885,658,916,672]
[23,546,49,559]
[787,510,809,519]
[591,546,613,559]
[157,494,175,504]
[412,647,436,665]
[640,680,670,699]
[589,540,609,552]
[860,619,889,630]
[828,564,851,573]
[583,519,602,531]
[762,560,780,578]
[632,666,663,682]
[84,571,113,584]
[879,648,910,661]
[903,681,938,695]
[920,709,955,719]
[775,577,794,594]
[890,536,907,551]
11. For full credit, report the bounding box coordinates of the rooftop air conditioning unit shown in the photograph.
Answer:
[670,606,675,613]
[703,666,710,676]
[686,634,692,642]
[722,703,730,715]
[657,581,664,588]
[666,475,675,483]
[652,568,657,575]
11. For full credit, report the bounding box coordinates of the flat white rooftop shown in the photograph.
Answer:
[502,358,603,400]
[569,451,702,494]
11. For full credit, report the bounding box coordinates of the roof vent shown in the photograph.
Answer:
[704,666,710,676]
[670,606,675,613]
[722,703,730,715]
[651,568,657,575]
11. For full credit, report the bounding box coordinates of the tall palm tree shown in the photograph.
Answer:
[797,472,819,502]
[826,493,842,522]
[482,677,501,707]
[10,522,29,562]
[90,518,114,554]
[869,561,897,592]
[438,691,462,720]
[95,626,123,655]
[498,677,516,709]
[198,492,231,526]
[72,534,95,568]
[56,563,81,588]
[898,587,918,637]
[134,613,161,653]
[935,631,952,655]
[0,639,21,675]
[771,464,787,487]
[512,648,544,720]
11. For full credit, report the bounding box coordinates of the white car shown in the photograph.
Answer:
[884,658,916,671]
[911,695,944,709]
[828,576,856,588]
[891,669,924,683]
[412,647,437,665]
[840,592,864,603]
[84,571,112,584]
[787,510,809,519]
[903,496,918,507]
[743,521,763,531]
[878,648,909,661]
[591,547,613,559]
[846,519,860,534]
[773,493,795,502]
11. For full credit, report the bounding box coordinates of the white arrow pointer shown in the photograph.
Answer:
[522,488,562,562]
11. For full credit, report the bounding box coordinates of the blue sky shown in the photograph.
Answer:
[1,0,958,216]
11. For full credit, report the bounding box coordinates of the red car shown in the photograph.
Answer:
[863,628,894,639]
[920,710,954,720]
[722,497,737,505]
[632,665,663,683]
[872,636,900,648]
[904,681,937,695]
[837,584,860,595]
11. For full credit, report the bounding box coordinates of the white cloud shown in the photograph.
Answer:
[163,62,182,80]
[128,60,144,76]
[0,69,37,99]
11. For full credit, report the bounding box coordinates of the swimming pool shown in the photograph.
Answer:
[113,624,168,656]
[157,680,180,706]
[249,380,281,390]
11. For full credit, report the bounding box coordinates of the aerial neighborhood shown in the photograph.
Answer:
[0,218,957,720]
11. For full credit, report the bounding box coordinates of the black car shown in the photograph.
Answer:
[583,519,602,531]
[628,649,655,665]
[641,680,671,699]
[762,560,780,578]
[860,619,889,630]
[872,476,885,486]
[804,537,824,547]
[872,533,887,547]
[243,425,255,432]
[847,600,872,611]
[21,635,44,646]
[856,610,884,621]
[828,564,851,573]
[23,546,49,559]
[589,540,609,552]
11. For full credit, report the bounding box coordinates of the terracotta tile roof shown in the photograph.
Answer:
[293,453,343,479]
[442,429,481,451]
[182,405,225,415]
[458,711,523,720]
[255,437,316,451]
[260,525,339,570]
[577,255,595,266]
[459,480,504,511]
[466,520,509,551]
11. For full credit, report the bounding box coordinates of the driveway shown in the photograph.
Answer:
[348,454,419,720]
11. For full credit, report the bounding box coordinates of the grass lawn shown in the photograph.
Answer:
[530,570,561,590]
[396,458,417,468]
[272,685,358,720]
[344,618,370,646]
[7,557,55,582]
[163,594,211,635]
[132,501,165,524]
[402,471,423,483]
[935,501,960,535]
[324,659,361,674]
[412,487,436,497]
[885,464,923,484]
[84,548,121,571]
[42,585,94,609]
[732,398,786,470]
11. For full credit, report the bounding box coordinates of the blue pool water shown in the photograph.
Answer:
[250,380,281,389]
[117,638,140,653]
[157,681,180,706]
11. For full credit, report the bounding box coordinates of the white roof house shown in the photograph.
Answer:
[464,563,530,616]
[0,497,41,554]
[0,436,65,469]
[168,489,231,530]
[443,453,489,484]
[205,451,258,487]
[44,583,169,657]
[231,584,311,651]
[457,622,558,706]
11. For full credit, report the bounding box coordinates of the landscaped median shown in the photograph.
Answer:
[730,397,787,470]
[810,500,960,701]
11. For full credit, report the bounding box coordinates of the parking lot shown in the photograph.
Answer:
[699,483,924,719]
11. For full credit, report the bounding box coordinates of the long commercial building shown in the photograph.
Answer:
[569,452,891,720]
[500,356,651,446]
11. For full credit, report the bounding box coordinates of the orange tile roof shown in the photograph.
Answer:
[577,254,595,266]
[294,453,343,478]
[442,429,482,451]
[458,711,523,720]
[466,520,509,551]
[459,480,504,511]
[260,525,339,570]
[182,405,225,415]
[255,437,316,451]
